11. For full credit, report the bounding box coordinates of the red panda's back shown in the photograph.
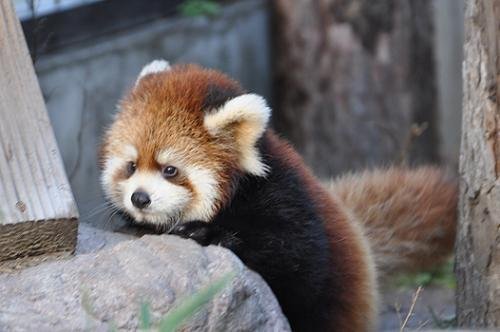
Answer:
[265,131,379,331]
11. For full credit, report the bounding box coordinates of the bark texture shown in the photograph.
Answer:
[271,0,438,177]
[456,0,500,327]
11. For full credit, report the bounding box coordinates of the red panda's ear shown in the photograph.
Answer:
[135,59,171,86]
[204,94,271,176]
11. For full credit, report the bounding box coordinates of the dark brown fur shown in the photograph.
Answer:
[266,132,377,331]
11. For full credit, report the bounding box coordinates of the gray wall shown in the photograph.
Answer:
[433,0,464,171]
[35,0,270,228]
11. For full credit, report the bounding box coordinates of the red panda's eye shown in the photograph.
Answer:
[126,162,136,177]
[162,165,178,179]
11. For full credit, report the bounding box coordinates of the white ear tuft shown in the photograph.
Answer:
[136,59,171,85]
[204,94,271,136]
[204,94,271,176]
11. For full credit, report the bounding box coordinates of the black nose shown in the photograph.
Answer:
[131,191,151,209]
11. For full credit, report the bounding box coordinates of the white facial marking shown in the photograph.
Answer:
[122,171,191,225]
[123,144,138,161]
[204,94,271,176]
[157,148,182,165]
[183,166,220,222]
[102,146,222,227]
[101,145,138,202]
[157,148,220,222]
[101,156,125,200]
[135,59,171,86]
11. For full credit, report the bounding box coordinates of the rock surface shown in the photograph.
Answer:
[76,222,137,254]
[0,235,290,331]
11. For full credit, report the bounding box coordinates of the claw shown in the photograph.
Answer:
[169,221,213,246]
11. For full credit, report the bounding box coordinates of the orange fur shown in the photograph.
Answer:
[101,65,244,212]
[327,167,458,284]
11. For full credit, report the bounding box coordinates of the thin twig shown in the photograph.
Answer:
[400,286,423,332]
[398,122,428,165]
[394,302,403,328]
[416,318,430,331]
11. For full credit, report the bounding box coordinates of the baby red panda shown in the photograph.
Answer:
[100,60,457,331]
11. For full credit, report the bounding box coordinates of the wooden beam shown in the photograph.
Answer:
[0,0,78,262]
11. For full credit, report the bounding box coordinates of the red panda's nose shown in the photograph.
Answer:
[131,191,151,209]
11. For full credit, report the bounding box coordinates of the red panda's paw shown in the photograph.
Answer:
[169,221,242,252]
[169,221,214,246]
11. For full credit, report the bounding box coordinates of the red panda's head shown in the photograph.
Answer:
[100,60,270,229]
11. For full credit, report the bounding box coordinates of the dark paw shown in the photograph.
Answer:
[169,221,214,246]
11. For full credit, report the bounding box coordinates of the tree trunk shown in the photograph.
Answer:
[271,0,438,177]
[456,0,500,327]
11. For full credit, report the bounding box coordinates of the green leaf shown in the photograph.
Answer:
[179,0,221,17]
[108,322,117,332]
[80,289,95,317]
[158,271,236,332]
[395,258,456,289]
[139,302,151,330]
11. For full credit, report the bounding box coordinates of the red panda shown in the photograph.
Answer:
[100,60,457,331]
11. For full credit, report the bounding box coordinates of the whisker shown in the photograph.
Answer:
[105,209,120,226]
[167,214,183,233]
[83,203,114,219]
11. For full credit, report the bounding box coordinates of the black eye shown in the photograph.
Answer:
[162,165,178,178]
[126,162,136,177]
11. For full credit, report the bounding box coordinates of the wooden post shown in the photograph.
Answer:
[456,0,500,327]
[0,0,78,262]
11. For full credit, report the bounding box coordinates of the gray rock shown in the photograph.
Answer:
[0,235,290,331]
[76,222,137,254]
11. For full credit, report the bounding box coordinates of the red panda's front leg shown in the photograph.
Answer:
[169,217,335,332]
[169,221,242,252]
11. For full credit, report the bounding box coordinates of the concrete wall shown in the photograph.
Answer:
[35,0,270,228]
[433,0,464,171]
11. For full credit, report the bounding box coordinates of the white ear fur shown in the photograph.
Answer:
[135,59,171,85]
[204,94,271,176]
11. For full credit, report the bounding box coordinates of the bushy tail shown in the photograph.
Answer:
[326,167,458,283]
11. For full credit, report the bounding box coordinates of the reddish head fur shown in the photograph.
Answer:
[100,64,248,225]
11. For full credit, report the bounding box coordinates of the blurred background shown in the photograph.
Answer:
[14,0,463,231]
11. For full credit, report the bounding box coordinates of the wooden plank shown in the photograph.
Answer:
[0,0,78,262]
